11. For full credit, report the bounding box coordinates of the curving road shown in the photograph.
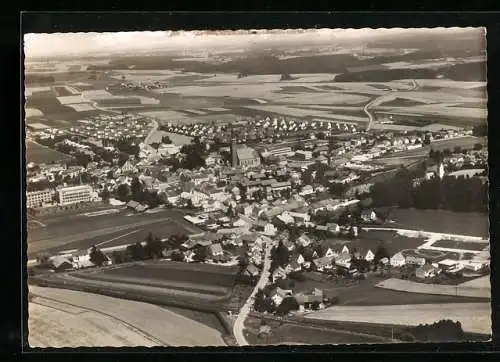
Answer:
[232,236,275,346]
[365,79,418,132]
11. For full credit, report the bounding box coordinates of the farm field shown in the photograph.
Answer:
[431,239,489,251]
[303,303,491,335]
[243,105,367,122]
[385,209,489,238]
[29,286,226,346]
[78,261,238,297]
[26,140,72,164]
[29,297,159,347]
[146,130,193,145]
[244,317,389,345]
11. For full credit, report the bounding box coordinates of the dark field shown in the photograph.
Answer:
[97,262,238,289]
[379,97,430,107]
[386,209,489,238]
[431,239,489,252]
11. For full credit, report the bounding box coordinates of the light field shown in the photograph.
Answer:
[25,108,44,117]
[243,104,368,122]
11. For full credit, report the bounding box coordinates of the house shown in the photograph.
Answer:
[209,243,224,258]
[326,223,340,234]
[184,250,196,263]
[270,287,293,306]
[335,251,351,269]
[405,255,426,266]
[296,234,312,248]
[295,254,305,265]
[390,252,406,268]
[72,250,94,269]
[341,245,350,254]
[361,209,378,223]
[272,266,288,283]
[313,255,334,272]
[415,264,439,279]
[276,212,295,225]
[438,259,461,271]
[365,249,375,262]
[459,260,488,272]
[52,256,73,272]
[282,239,296,252]
[294,288,324,307]
[324,248,335,258]
[285,261,302,273]
[244,263,260,278]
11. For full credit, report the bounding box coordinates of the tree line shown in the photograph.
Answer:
[370,167,488,213]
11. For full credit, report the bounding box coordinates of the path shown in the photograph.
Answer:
[232,236,275,346]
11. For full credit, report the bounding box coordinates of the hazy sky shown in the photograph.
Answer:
[24,28,482,59]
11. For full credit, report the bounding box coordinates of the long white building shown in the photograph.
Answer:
[26,189,56,209]
[57,185,94,205]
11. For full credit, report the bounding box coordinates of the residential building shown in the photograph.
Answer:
[57,185,94,205]
[27,189,56,208]
[415,264,439,279]
[405,255,426,266]
[390,252,406,268]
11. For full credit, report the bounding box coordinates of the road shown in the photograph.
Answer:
[144,119,159,145]
[365,79,418,132]
[233,236,275,346]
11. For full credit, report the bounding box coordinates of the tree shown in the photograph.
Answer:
[373,244,390,269]
[145,233,163,259]
[226,204,235,218]
[126,242,147,261]
[474,143,483,151]
[161,135,172,144]
[111,250,125,264]
[193,245,208,262]
[277,297,300,315]
[151,142,160,150]
[116,184,130,202]
[130,177,143,202]
[89,246,107,266]
[101,188,111,203]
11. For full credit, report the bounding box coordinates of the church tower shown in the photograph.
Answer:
[438,162,445,180]
[230,125,238,167]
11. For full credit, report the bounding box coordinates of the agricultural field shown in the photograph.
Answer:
[385,209,489,238]
[71,261,238,299]
[26,140,73,164]
[304,303,491,335]
[243,105,368,121]
[430,240,488,252]
[147,130,192,145]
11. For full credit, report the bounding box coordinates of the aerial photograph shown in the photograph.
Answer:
[24,28,489,347]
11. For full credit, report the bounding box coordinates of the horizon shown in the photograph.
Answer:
[24,27,484,60]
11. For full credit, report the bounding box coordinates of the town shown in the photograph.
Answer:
[25,27,490,347]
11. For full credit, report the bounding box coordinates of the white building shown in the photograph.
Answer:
[390,252,406,268]
[57,185,94,205]
[27,189,56,209]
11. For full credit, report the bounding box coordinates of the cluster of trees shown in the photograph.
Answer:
[394,320,466,342]
[370,167,488,213]
[473,124,488,137]
[112,137,140,157]
[114,177,163,207]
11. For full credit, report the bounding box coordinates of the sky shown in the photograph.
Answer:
[24,28,483,59]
